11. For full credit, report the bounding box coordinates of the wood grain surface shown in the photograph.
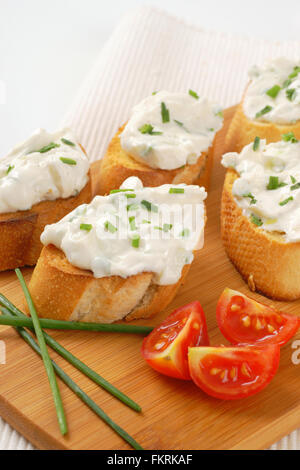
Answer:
[0,106,299,450]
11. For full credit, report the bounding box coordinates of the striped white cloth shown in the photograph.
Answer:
[1,5,300,450]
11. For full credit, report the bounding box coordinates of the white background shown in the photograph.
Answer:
[1,0,300,154]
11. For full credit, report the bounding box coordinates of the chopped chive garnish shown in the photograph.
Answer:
[60,157,77,165]
[255,105,272,119]
[141,200,158,212]
[242,193,257,205]
[250,214,263,226]
[139,124,162,135]
[266,176,287,190]
[288,66,300,79]
[38,142,60,153]
[129,216,136,231]
[286,88,296,101]
[253,136,260,151]
[161,102,170,123]
[104,221,117,233]
[125,193,136,199]
[169,187,184,194]
[143,146,153,156]
[131,234,140,248]
[216,110,223,118]
[142,219,151,224]
[155,224,173,232]
[291,182,300,190]
[279,196,293,206]
[110,188,134,194]
[283,78,292,88]
[189,89,199,99]
[6,164,14,175]
[152,91,158,95]
[282,132,298,143]
[266,85,281,98]
[80,223,92,232]
[127,203,140,211]
[180,228,190,237]
[174,119,189,133]
[61,138,76,147]
[291,175,297,183]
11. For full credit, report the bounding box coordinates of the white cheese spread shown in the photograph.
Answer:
[0,128,89,213]
[120,91,223,170]
[41,176,206,285]
[243,57,300,124]
[222,135,300,242]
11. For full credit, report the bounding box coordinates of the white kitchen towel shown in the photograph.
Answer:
[1,5,300,450]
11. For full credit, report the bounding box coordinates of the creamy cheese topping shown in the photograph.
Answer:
[222,136,300,242]
[0,128,89,213]
[120,91,223,170]
[41,176,206,285]
[243,57,300,124]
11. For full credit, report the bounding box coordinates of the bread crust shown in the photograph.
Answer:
[225,96,300,153]
[95,125,214,195]
[28,245,192,323]
[221,169,300,300]
[0,164,101,271]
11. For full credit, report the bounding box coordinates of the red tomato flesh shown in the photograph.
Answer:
[141,301,209,380]
[188,344,280,400]
[216,288,300,347]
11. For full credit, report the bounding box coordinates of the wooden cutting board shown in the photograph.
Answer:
[0,106,300,450]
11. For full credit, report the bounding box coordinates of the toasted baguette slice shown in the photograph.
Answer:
[0,161,102,272]
[221,169,300,300]
[94,125,214,195]
[225,97,300,153]
[28,244,192,323]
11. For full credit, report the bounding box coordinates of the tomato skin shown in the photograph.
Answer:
[141,301,209,380]
[216,288,300,347]
[188,344,280,400]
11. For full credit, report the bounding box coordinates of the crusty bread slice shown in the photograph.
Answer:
[28,244,192,322]
[0,160,102,272]
[225,97,300,153]
[221,169,300,300]
[95,125,214,195]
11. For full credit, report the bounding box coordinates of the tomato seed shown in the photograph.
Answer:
[241,362,251,377]
[241,315,250,327]
[231,304,240,311]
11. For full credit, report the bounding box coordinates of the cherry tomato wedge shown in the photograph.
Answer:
[216,288,300,347]
[188,344,280,400]
[141,301,209,380]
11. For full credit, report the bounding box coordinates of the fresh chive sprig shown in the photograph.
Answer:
[15,269,67,436]
[0,306,143,449]
[0,314,153,334]
[0,292,142,412]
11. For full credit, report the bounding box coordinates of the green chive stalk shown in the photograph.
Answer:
[15,269,67,436]
[0,292,141,413]
[1,306,143,450]
[0,315,153,335]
